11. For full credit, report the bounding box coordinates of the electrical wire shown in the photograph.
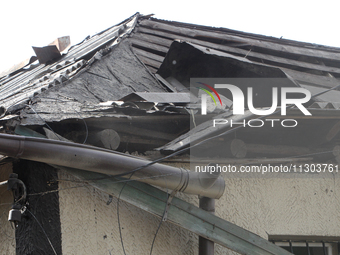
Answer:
[117,163,171,255]
[14,171,170,255]
[149,207,167,255]
[0,202,13,207]
[27,184,86,197]
[114,111,256,255]
[117,178,128,255]
[26,209,58,255]
[149,167,169,255]
[23,173,177,199]
[53,148,337,186]
[117,125,242,253]
[149,169,171,255]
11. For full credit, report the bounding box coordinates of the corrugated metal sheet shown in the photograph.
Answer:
[0,13,139,110]
[130,17,340,96]
[2,13,340,114]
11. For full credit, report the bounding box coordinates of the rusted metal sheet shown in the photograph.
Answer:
[49,36,71,52]
[32,45,61,64]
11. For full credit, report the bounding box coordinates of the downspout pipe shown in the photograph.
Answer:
[0,133,225,199]
[199,197,215,255]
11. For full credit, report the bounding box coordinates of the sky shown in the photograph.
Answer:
[1,0,340,74]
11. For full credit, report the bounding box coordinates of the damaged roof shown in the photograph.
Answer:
[130,17,340,102]
[1,13,340,157]
[2,13,340,112]
[0,14,144,110]
[0,14,339,255]
[131,16,340,86]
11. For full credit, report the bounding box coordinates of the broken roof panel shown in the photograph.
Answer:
[130,16,340,90]
[156,41,315,108]
[32,45,61,64]
[1,13,340,155]
[35,40,167,104]
[0,13,140,111]
[2,13,340,118]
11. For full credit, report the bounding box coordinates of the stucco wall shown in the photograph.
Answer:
[58,166,340,255]
[0,162,15,255]
[215,172,340,254]
[58,169,198,255]
[218,173,340,238]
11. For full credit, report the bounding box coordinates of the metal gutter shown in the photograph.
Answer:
[0,133,225,199]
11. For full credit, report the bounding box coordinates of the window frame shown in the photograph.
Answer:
[275,241,334,255]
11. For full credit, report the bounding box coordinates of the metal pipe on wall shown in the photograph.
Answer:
[0,133,225,199]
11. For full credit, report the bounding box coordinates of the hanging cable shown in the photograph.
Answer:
[118,155,171,255]
[149,167,170,255]
[26,209,58,255]
[149,203,168,255]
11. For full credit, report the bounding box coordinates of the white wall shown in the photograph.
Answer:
[58,169,199,255]
[59,166,340,255]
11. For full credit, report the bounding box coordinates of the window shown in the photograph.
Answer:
[274,241,337,255]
